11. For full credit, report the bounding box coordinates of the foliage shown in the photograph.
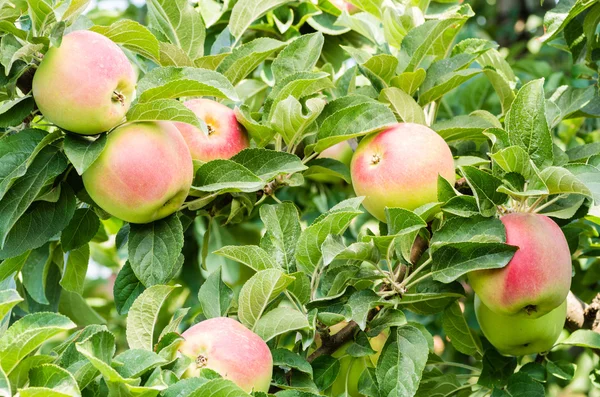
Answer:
[0,0,599,396]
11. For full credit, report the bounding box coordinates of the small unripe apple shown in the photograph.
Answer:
[32,30,136,135]
[350,123,455,221]
[468,213,572,318]
[180,317,273,393]
[174,99,249,162]
[82,122,193,224]
[475,295,566,356]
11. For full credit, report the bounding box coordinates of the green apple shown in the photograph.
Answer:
[469,213,572,318]
[350,123,455,222]
[475,295,566,356]
[180,317,273,393]
[32,30,136,135]
[83,121,193,224]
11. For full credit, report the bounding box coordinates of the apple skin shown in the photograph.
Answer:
[475,295,566,356]
[174,99,249,162]
[468,213,572,318]
[330,0,360,14]
[32,30,136,135]
[350,123,455,221]
[82,122,193,224]
[180,317,273,393]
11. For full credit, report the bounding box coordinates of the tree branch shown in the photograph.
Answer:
[565,291,600,333]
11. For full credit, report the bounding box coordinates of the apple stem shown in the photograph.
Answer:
[371,154,381,165]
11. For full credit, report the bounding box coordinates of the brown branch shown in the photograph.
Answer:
[565,291,600,357]
[308,320,360,362]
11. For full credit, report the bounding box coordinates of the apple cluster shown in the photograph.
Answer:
[349,123,572,357]
[32,30,250,225]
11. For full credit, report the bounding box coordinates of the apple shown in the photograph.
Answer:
[329,0,360,14]
[82,121,193,224]
[180,317,273,393]
[468,213,572,318]
[174,99,249,162]
[350,123,455,221]
[32,30,136,135]
[475,295,566,356]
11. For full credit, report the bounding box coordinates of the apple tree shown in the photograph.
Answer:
[0,0,599,396]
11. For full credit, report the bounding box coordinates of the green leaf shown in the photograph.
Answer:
[0,289,22,320]
[112,349,167,379]
[0,183,76,260]
[113,262,145,315]
[533,166,592,198]
[376,325,429,397]
[260,202,302,272]
[62,133,106,175]
[126,99,202,128]
[0,96,35,128]
[312,355,340,391]
[505,79,554,168]
[214,245,279,271]
[59,290,106,327]
[197,267,232,319]
[147,0,205,59]
[542,0,597,42]
[442,301,483,357]
[0,129,48,200]
[460,166,508,217]
[126,284,179,351]
[26,0,56,35]
[379,87,426,125]
[128,215,184,286]
[90,20,160,61]
[0,366,8,397]
[419,69,481,105]
[136,66,238,102]
[490,146,539,180]
[478,49,517,114]
[431,242,516,283]
[0,312,75,374]
[270,96,326,147]
[433,113,498,144]
[347,289,382,330]
[558,329,600,350]
[564,163,600,204]
[60,207,100,252]
[265,72,333,120]
[545,360,575,381]
[238,268,294,330]
[254,307,309,341]
[231,148,307,181]
[431,215,506,250]
[193,159,264,193]
[229,0,292,38]
[60,244,89,295]
[217,38,285,85]
[272,349,313,376]
[27,364,80,396]
[495,372,545,397]
[315,99,396,152]
[21,244,52,305]
[304,158,352,184]
[188,378,250,397]
[0,251,29,283]
[158,42,194,66]
[272,33,324,83]
[0,146,67,249]
[234,105,276,148]
[391,69,426,96]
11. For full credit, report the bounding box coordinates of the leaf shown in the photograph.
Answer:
[265,72,333,120]
[60,244,89,295]
[478,49,517,114]
[260,202,302,272]
[229,0,292,38]
[112,349,167,379]
[62,133,106,175]
[490,146,539,180]
[347,289,382,330]
[126,284,179,351]
[391,69,426,96]
[231,148,307,181]
[0,289,22,320]
[460,166,508,217]
[545,360,575,381]
[0,366,8,397]
[193,160,264,193]
[214,245,279,272]
[564,163,600,204]
[128,215,184,286]
[557,329,600,350]
[496,372,545,397]
[376,325,429,397]
[197,267,233,319]
[542,0,597,42]
[430,215,506,249]
[0,312,75,374]
[433,113,498,144]
[136,66,238,102]
[442,301,483,357]
[315,100,396,152]
[113,262,145,315]
[188,378,250,397]
[270,96,326,147]
[379,87,426,125]
[419,69,481,105]
[272,349,313,376]
[217,38,285,85]
[312,355,340,391]
[254,307,309,341]
[0,146,67,249]
[505,79,554,168]
[238,269,294,330]
[60,207,100,252]
[126,99,202,128]
[90,20,160,61]
[147,0,205,59]
[27,364,80,396]
[534,166,592,198]
[26,0,56,35]
[272,32,324,82]
[431,242,517,283]
[235,105,276,147]
[0,96,35,128]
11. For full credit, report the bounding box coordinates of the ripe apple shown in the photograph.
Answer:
[82,122,193,224]
[174,99,249,162]
[468,213,572,318]
[350,123,455,221]
[180,317,273,393]
[32,30,136,135]
[329,0,360,14]
[475,295,566,356]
